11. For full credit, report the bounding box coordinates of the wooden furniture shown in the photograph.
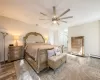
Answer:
[24,32,52,73]
[8,46,24,62]
[25,49,49,73]
[71,36,84,56]
[48,53,66,73]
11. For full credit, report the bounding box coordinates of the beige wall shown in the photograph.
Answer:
[0,28,49,62]
[68,21,100,57]
[0,16,50,62]
[0,16,49,46]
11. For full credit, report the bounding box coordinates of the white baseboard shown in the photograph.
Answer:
[90,54,100,58]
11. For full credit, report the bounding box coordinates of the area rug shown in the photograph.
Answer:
[39,54,100,80]
[14,54,100,80]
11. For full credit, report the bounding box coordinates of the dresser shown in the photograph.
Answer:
[8,46,24,62]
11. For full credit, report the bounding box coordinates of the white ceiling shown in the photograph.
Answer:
[0,0,100,30]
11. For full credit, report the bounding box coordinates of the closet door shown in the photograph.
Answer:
[71,36,84,56]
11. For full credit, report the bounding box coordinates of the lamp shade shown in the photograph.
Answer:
[44,36,48,40]
[44,36,48,43]
[13,35,19,40]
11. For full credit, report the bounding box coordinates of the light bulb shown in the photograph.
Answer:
[53,16,56,18]
[53,21,57,24]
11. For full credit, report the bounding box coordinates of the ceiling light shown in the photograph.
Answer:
[53,20,57,24]
[53,15,56,18]
[40,6,73,26]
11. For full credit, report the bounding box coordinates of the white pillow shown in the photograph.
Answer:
[56,52,61,56]
[54,47,61,56]
[47,49,55,57]
[54,47,59,52]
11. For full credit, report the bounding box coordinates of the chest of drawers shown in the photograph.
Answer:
[8,46,24,62]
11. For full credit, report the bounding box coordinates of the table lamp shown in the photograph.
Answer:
[13,35,19,46]
[44,36,48,43]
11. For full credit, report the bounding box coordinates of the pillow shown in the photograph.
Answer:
[54,47,61,56]
[47,49,55,57]
[56,52,61,56]
[54,47,60,53]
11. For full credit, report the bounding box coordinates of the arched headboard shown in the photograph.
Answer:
[23,32,45,46]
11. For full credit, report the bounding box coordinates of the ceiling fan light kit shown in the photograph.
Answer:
[52,20,58,24]
[52,17,59,24]
[40,6,73,25]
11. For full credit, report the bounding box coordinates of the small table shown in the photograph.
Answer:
[8,46,24,62]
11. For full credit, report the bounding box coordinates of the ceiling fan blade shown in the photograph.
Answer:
[40,12,48,17]
[44,22,51,24]
[53,6,56,16]
[39,19,51,20]
[58,9,70,18]
[61,21,67,23]
[60,16,73,19]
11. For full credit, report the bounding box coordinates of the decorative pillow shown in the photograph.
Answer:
[54,47,61,56]
[54,47,60,53]
[47,49,55,57]
[58,46,63,53]
[56,52,61,56]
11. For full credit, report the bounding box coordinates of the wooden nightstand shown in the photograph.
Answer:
[8,46,24,62]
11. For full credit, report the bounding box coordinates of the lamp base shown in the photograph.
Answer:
[15,40,18,46]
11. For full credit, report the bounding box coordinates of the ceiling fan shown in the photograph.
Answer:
[40,6,73,25]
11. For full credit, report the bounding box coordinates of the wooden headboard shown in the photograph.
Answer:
[23,32,45,46]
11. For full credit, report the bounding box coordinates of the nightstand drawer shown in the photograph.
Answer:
[9,46,22,51]
[9,50,22,54]
[8,53,21,61]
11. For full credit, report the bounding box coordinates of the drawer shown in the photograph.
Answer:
[8,46,23,61]
[9,49,22,52]
[9,50,22,54]
[9,47,22,51]
[8,54,21,61]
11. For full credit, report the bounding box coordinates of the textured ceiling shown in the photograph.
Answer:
[0,0,100,30]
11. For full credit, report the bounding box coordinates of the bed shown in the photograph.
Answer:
[23,32,54,73]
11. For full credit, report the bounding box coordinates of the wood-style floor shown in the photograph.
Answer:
[0,62,17,80]
[0,54,100,80]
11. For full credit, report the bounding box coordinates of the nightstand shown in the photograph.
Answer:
[8,46,24,62]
